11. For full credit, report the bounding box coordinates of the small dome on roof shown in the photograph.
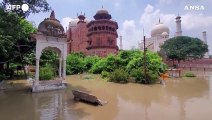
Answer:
[38,11,65,37]
[94,6,111,20]
[96,8,109,14]
[69,18,89,28]
[161,32,169,37]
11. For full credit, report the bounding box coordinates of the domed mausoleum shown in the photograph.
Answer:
[140,19,170,52]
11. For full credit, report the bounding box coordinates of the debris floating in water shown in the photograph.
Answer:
[72,90,107,106]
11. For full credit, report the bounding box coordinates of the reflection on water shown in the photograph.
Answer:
[0,74,212,120]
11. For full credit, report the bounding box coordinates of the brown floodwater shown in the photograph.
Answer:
[0,74,212,120]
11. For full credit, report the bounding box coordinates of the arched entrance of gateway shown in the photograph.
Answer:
[31,11,68,92]
[39,47,62,79]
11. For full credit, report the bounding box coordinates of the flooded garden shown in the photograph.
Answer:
[0,74,212,120]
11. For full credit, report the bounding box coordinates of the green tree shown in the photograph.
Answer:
[1,0,51,18]
[0,8,36,78]
[66,53,85,75]
[160,36,208,65]
[83,56,100,71]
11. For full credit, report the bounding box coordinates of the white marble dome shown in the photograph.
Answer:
[151,23,170,37]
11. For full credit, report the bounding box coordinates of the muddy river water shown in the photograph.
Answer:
[0,74,212,120]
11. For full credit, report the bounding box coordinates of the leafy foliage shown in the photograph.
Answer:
[67,50,166,84]
[66,53,85,75]
[0,10,36,59]
[0,8,36,77]
[184,72,196,77]
[83,56,100,71]
[40,50,58,66]
[101,71,109,78]
[39,64,55,80]
[161,36,208,63]
[130,68,160,84]
[108,69,129,83]
[130,68,144,83]
[89,58,107,74]
[126,51,165,74]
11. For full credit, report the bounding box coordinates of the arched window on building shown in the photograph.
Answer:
[94,27,97,31]
[96,37,102,45]
[98,26,101,30]
[109,27,111,31]
[107,37,113,46]
[88,39,92,45]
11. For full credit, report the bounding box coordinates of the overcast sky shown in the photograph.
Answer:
[24,0,212,54]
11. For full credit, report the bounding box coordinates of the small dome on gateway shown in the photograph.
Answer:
[38,11,65,37]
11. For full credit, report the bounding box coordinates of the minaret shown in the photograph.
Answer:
[175,15,182,36]
[202,31,209,58]
[120,36,123,50]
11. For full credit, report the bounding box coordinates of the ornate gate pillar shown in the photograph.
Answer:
[59,57,62,78]
[34,58,40,85]
[62,59,66,80]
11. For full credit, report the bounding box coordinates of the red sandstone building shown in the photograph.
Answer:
[67,8,119,57]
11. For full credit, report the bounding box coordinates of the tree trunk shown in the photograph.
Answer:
[17,45,27,79]
[6,62,9,69]
[0,64,4,72]
[172,60,174,67]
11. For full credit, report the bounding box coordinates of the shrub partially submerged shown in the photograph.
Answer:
[130,69,159,84]
[184,72,196,77]
[109,69,129,83]
[66,50,166,84]
[101,71,109,78]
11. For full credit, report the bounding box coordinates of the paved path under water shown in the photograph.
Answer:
[0,74,212,120]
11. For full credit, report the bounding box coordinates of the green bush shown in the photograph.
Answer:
[126,51,164,75]
[83,56,100,71]
[39,65,55,80]
[184,72,196,77]
[0,74,7,81]
[89,58,107,74]
[90,55,122,74]
[66,50,166,84]
[145,70,159,84]
[101,71,109,78]
[130,68,144,82]
[66,53,85,75]
[109,69,129,83]
[130,69,159,84]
